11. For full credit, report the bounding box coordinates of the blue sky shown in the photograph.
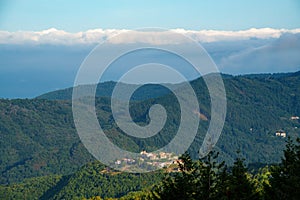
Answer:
[0,0,300,98]
[0,0,299,32]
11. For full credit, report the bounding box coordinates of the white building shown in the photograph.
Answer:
[291,116,299,120]
[275,131,286,138]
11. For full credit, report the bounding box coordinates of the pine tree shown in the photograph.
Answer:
[226,153,259,200]
[195,151,227,200]
[152,151,228,200]
[266,137,300,200]
[152,153,197,200]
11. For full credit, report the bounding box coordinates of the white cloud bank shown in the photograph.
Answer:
[0,28,300,45]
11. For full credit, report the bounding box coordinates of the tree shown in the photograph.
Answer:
[152,151,228,200]
[266,137,300,200]
[226,152,260,200]
[195,151,228,200]
[252,166,271,198]
[152,153,196,200]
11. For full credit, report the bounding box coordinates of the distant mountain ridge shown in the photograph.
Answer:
[36,81,178,101]
[36,71,299,101]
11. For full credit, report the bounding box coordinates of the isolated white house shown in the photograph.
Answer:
[275,131,286,137]
[291,116,299,120]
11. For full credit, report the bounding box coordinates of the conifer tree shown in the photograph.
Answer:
[266,137,300,200]
[226,152,259,200]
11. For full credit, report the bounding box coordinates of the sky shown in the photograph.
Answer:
[0,0,300,98]
[0,0,300,32]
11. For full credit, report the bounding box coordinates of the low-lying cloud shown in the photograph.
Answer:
[218,33,300,74]
[1,28,300,45]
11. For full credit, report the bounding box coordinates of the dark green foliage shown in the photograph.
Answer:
[266,137,300,200]
[0,175,63,199]
[51,161,163,199]
[118,190,152,200]
[226,154,260,199]
[0,161,163,200]
[2,138,300,199]
[152,138,300,200]
[0,98,140,184]
[0,71,300,186]
[152,151,228,200]
[0,99,95,184]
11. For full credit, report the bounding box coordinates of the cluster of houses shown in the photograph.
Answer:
[114,151,179,169]
[140,150,176,160]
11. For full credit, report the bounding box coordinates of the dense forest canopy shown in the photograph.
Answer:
[1,137,300,199]
[0,71,300,199]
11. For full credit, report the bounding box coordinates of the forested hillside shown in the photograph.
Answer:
[0,71,299,186]
[1,138,300,199]
[0,161,164,199]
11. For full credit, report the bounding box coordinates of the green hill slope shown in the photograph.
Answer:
[0,71,299,185]
[0,161,163,200]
